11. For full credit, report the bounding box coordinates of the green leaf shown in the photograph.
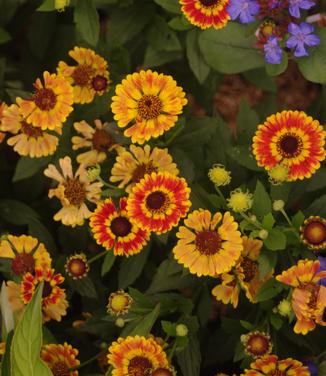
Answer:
[169,16,192,31]
[68,277,98,299]
[306,167,326,192]
[262,213,275,230]
[265,53,288,76]
[199,22,265,74]
[0,199,39,226]
[74,0,100,47]
[258,249,277,278]
[255,279,283,302]
[305,194,326,217]
[143,46,181,68]
[243,68,277,92]
[11,283,52,376]
[269,312,283,330]
[186,30,210,84]
[227,145,262,171]
[146,15,181,52]
[236,98,259,142]
[1,331,13,376]
[177,335,201,376]
[291,211,305,230]
[124,303,160,337]
[101,252,116,277]
[161,320,177,336]
[318,361,326,375]
[264,228,287,251]
[252,180,272,219]
[298,28,326,84]
[154,0,181,13]
[118,245,150,289]
[0,27,11,44]
[37,0,55,11]
[13,156,52,182]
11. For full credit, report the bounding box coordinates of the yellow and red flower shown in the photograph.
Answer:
[300,216,326,251]
[108,336,169,376]
[240,331,272,359]
[1,103,59,157]
[179,0,230,30]
[0,234,51,276]
[107,289,133,316]
[17,71,74,131]
[173,209,242,277]
[127,172,191,234]
[44,156,103,227]
[110,144,179,193]
[58,47,109,104]
[90,197,150,256]
[0,102,8,143]
[242,354,310,376]
[65,253,89,279]
[72,119,120,166]
[252,111,326,181]
[41,342,80,376]
[111,70,187,144]
[276,259,326,335]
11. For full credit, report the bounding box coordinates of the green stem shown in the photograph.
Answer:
[240,212,263,230]
[168,340,178,362]
[280,209,300,238]
[71,349,106,370]
[215,186,228,207]
[88,250,107,264]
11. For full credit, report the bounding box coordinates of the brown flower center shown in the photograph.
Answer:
[146,191,169,212]
[63,178,86,206]
[72,64,94,86]
[110,216,132,237]
[42,281,53,298]
[66,257,88,278]
[137,95,162,120]
[11,252,35,276]
[92,128,114,152]
[132,162,158,184]
[21,121,43,137]
[51,361,70,376]
[195,230,222,255]
[128,356,153,376]
[277,133,303,158]
[303,220,326,246]
[92,75,108,92]
[33,88,56,111]
[151,368,173,376]
[241,257,259,282]
[199,0,219,6]
[307,285,320,310]
[246,334,270,356]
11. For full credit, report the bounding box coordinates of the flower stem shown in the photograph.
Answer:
[168,340,178,362]
[240,212,263,230]
[215,186,228,207]
[88,250,107,264]
[280,208,300,237]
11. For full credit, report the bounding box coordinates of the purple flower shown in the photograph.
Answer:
[288,0,315,18]
[318,256,326,287]
[304,360,318,376]
[286,22,320,57]
[269,0,282,8]
[227,0,260,23]
[264,36,283,64]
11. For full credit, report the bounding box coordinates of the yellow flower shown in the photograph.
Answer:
[111,70,187,144]
[72,119,120,166]
[58,47,109,104]
[55,0,70,11]
[268,164,289,185]
[227,188,253,213]
[107,290,133,316]
[44,156,103,227]
[0,342,5,356]
[208,164,231,187]
[110,144,179,193]
[0,102,8,143]
[277,299,292,317]
[1,103,59,157]
[41,342,79,376]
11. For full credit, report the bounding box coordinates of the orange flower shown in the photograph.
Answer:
[41,343,80,376]
[0,102,8,143]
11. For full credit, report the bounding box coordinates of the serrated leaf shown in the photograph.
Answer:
[258,249,277,278]
[262,213,275,230]
[101,252,116,277]
[161,320,177,336]
[74,0,100,46]
[123,303,160,337]
[255,279,283,302]
[13,156,52,182]
[252,180,272,219]
[227,145,262,171]
[264,228,287,251]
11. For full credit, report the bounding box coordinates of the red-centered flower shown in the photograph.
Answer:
[241,331,272,358]
[252,110,326,181]
[300,216,326,251]
[90,197,150,256]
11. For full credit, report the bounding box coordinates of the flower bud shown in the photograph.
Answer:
[208,164,231,187]
[176,324,188,337]
[259,229,269,240]
[273,200,285,211]
[55,0,70,11]
[115,318,125,328]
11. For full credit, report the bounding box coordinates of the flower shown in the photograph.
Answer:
[286,23,320,58]
[0,102,8,143]
[176,324,188,337]
[241,331,272,358]
[0,342,5,356]
[55,0,70,11]
[300,216,326,251]
[277,299,292,317]
[179,0,230,30]
[17,71,73,131]
[65,254,89,279]
[173,210,242,277]
[258,229,269,240]
[41,343,79,376]
[268,164,289,185]
[111,70,187,144]
[72,119,120,166]
[272,200,285,211]
[208,164,231,186]
[317,256,326,287]
[276,259,326,334]
[44,156,103,227]
[152,368,176,376]
[252,111,326,181]
[1,103,59,157]
[107,290,133,315]
[264,36,283,64]
[57,47,109,104]
[127,172,191,234]
[90,197,150,256]
[7,267,68,322]
[110,144,179,193]
[108,336,169,376]
[228,0,260,23]
[288,0,315,18]
[0,235,51,276]
[227,188,253,213]
[242,354,310,375]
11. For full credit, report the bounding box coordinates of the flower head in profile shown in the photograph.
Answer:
[288,0,315,18]
[110,144,179,193]
[72,119,120,166]
[173,209,243,277]
[58,47,109,104]
[1,103,59,157]
[253,111,326,181]
[111,70,187,144]
[17,71,73,131]
[179,0,230,30]
[286,23,320,58]
[228,0,260,23]
[264,36,283,64]
[0,235,51,277]
[300,216,326,251]
[44,156,103,227]
[41,342,79,376]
